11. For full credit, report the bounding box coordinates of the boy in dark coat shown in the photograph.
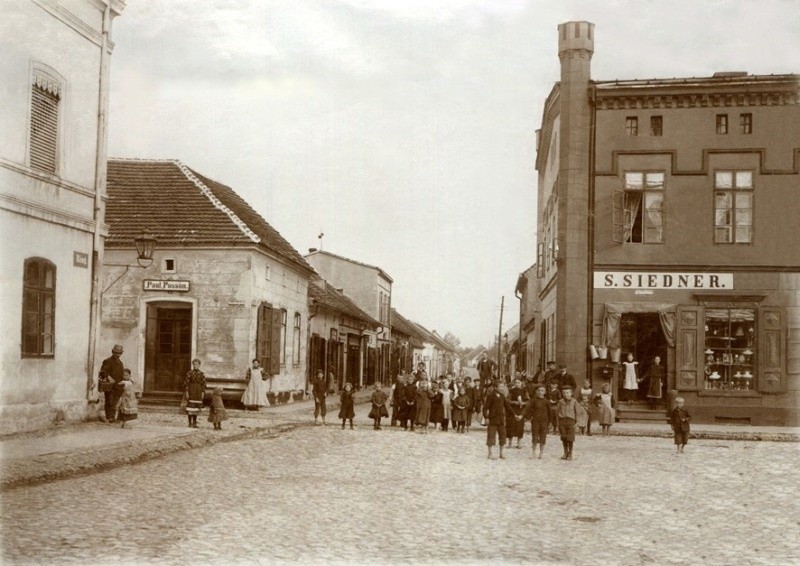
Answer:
[556,385,579,460]
[522,383,550,459]
[546,379,561,434]
[464,377,480,432]
[482,378,519,460]
[398,375,417,431]
[670,397,691,453]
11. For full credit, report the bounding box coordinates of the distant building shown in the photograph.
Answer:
[534,21,799,424]
[390,308,425,377]
[0,0,125,434]
[515,263,539,377]
[102,159,315,404]
[304,250,392,385]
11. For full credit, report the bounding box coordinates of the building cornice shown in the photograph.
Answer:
[595,147,800,177]
[0,194,105,234]
[0,157,101,199]
[595,88,799,111]
[594,264,800,273]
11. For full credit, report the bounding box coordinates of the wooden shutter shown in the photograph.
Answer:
[675,305,704,391]
[270,307,282,375]
[30,85,59,174]
[611,188,626,243]
[758,308,786,393]
[256,303,272,370]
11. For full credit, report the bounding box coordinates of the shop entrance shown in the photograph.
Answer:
[347,335,361,387]
[620,313,668,402]
[144,303,192,394]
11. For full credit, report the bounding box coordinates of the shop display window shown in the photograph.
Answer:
[704,307,755,390]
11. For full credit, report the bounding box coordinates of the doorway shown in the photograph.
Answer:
[347,334,361,387]
[619,313,668,402]
[145,303,192,393]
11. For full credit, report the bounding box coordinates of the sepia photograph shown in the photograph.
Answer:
[1,0,798,563]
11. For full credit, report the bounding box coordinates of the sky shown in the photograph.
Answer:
[106,0,800,348]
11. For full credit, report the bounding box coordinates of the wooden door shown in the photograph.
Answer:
[145,305,192,393]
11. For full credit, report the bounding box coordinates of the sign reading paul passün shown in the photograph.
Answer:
[594,272,734,290]
[143,279,190,292]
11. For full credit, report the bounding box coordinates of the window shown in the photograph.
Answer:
[292,312,301,366]
[29,74,61,174]
[740,113,752,134]
[716,114,728,134]
[162,258,176,273]
[704,308,755,390]
[22,258,56,358]
[265,265,271,280]
[612,172,665,244]
[625,117,638,136]
[714,171,753,244]
[650,116,663,136]
[280,309,287,365]
[256,303,282,375]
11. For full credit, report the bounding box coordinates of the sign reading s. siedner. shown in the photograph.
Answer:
[594,272,733,290]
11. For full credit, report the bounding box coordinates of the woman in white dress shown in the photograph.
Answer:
[621,353,639,404]
[241,358,271,410]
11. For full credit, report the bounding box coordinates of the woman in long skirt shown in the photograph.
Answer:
[241,359,270,410]
[645,356,665,409]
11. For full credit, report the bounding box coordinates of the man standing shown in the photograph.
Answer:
[99,344,125,422]
[556,363,577,391]
[477,352,494,392]
[542,360,558,385]
[312,369,328,425]
[482,377,519,460]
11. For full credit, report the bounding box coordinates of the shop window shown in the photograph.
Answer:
[21,258,56,358]
[625,116,638,136]
[292,312,301,366]
[739,113,752,134]
[650,116,663,136]
[612,172,665,244]
[704,308,755,390]
[716,114,728,134]
[714,170,753,244]
[30,73,62,174]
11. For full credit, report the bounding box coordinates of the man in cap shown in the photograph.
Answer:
[99,344,125,422]
[556,363,577,391]
[482,377,520,460]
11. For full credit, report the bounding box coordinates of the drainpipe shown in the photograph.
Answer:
[306,301,318,394]
[87,2,112,402]
[586,83,597,385]
[515,280,523,374]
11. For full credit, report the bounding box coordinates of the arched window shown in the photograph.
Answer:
[22,258,56,357]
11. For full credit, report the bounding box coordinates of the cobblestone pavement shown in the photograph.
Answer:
[2,403,798,565]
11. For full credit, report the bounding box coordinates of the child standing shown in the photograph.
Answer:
[576,380,593,436]
[596,383,616,436]
[557,385,579,460]
[451,386,470,433]
[208,387,228,430]
[670,397,691,453]
[415,380,432,434]
[441,379,452,432]
[183,358,206,428]
[621,353,639,404]
[522,383,550,459]
[116,369,138,428]
[429,382,443,430]
[339,382,355,430]
[368,382,389,430]
[546,380,561,434]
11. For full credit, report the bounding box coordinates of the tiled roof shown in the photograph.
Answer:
[309,280,380,329]
[390,309,425,348]
[105,159,313,274]
[305,250,393,283]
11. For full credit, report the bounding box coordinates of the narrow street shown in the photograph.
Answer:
[2,402,797,565]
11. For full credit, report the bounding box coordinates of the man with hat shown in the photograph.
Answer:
[99,344,126,422]
[556,363,577,391]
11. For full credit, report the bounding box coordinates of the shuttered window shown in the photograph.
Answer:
[257,303,284,376]
[22,258,56,358]
[30,82,60,174]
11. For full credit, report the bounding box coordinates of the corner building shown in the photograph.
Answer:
[535,21,800,425]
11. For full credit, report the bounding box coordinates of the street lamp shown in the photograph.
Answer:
[134,231,157,267]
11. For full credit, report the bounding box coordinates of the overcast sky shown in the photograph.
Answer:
[107,0,799,348]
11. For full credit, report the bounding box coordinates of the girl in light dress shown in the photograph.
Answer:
[241,358,270,410]
[440,378,452,432]
[621,353,639,404]
[596,383,616,436]
[576,380,593,436]
[116,369,138,428]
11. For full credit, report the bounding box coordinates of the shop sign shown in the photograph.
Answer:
[143,279,190,292]
[594,271,733,290]
[73,251,89,268]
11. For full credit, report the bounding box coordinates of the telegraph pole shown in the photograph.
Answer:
[496,296,504,375]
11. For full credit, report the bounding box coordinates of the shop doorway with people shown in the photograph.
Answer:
[619,313,669,403]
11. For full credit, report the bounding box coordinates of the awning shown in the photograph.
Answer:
[600,302,677,349]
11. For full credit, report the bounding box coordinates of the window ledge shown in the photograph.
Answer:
[698,389,760,398]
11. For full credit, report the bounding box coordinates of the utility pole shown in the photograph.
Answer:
[496,296,504,375]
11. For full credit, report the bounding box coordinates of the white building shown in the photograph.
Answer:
[0,0,126,434]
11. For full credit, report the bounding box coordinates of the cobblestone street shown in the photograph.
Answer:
[2,403,798,565]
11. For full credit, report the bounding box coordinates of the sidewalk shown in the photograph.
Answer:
[0,389,371,491]
[1,391,797,491]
